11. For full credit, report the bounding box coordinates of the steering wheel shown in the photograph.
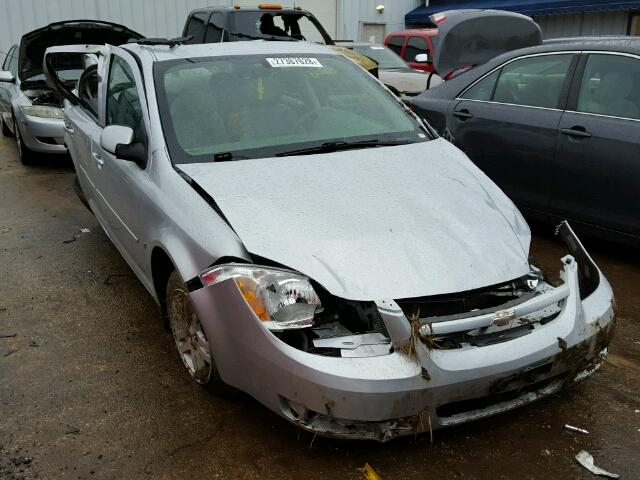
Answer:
[296,107,339,133]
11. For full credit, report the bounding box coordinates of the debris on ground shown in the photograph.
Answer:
[80,228,91,233]
[575,450,619,478]
[3,349,17,357]
[62,237,76,244]
[360,463,382,480]
[564,424,589,434]
[28,340,39,347]
[0,333,17,338]
[103,274,126,286]
[64,426,80,435]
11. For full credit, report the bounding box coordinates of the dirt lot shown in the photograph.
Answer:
[0,134,639,480]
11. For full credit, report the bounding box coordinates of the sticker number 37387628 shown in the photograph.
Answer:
[266,57,323,68]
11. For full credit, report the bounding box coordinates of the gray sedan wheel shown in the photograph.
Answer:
[1,116,13,137]
[166,270,235,395]
[14,116,35,165]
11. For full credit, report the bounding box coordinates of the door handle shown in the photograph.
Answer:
[92,152,104,167]
[453,109,473,119]
[561,127,591,138]
[63,121,74,135]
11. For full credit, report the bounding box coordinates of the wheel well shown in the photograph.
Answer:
[151,247,175,316]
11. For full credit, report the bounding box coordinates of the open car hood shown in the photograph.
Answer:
[19,20,143,83]
[432,9,542,76]
[179,140,531,301]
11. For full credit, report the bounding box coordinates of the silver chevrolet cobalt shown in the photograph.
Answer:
[45,39,615,441]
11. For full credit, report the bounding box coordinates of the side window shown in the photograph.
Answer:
[184,12,209,43]
[387,36,404,55]
[460,69,500,101]
[493,54,574,109]
[577,54,640,120]
[106,56,142,129]
[403,36,429,63]
[77,63,100,117]
[8,46,19,77]
[2,46,15,71]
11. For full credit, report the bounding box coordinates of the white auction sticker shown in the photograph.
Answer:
[266,57,323,68]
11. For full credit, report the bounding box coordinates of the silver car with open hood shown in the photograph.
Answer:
[0,20,141,164]
[44,39,615,442]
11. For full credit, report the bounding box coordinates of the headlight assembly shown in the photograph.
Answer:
[20,105,64,119]
[200,264,321,331]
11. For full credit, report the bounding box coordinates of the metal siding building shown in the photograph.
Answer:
[0,0,420,64]
[338,0,422,42]
[0,0,234,57]
[406,1,640,38]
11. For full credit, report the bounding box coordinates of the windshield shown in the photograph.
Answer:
[154,54,428,164]
[353,45,408,70]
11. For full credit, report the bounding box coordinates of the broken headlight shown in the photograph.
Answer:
[200,264,321,331]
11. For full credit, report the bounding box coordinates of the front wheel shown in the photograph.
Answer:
[14,116,35,165]
[1,115,13,137]
[166,270,235,395]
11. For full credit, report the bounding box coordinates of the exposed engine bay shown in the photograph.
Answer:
[23,88,64,107]
[274,268,556,358]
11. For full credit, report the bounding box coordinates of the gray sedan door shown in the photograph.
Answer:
[0,46,19,128]
[553,52,640,238]
[450,53,577,212]
[91,49,152,282]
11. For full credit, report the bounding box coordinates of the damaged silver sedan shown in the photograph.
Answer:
[44,40,615,441]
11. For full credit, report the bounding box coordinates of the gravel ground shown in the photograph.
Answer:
[0,134,639,479]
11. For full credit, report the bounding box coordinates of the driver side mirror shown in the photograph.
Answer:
[0,70,15,83]
[415,53,431,64]
[100,125,146,167]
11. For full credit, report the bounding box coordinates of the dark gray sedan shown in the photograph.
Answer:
[407,38,640,246]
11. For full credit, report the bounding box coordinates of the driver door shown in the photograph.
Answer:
[92,48,152,280]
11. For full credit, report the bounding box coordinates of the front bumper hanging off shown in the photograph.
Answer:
[190,223,615,442]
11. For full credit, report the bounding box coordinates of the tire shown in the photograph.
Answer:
[1,116,13,137]
[166,270,236,395]
[14,116,35,165]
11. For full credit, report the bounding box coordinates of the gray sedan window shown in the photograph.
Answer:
[2,46,15,71]
[577,54,640,120]
[492,54,574,109]
[106,56,142,128]
[7,46,18,77]
[155,54,426,163]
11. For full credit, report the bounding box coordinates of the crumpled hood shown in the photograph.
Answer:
[180,139,531,300]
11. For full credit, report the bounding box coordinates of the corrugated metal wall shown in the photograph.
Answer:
[0,0,419,63]
[534,11,630,38]
[0,0,234,60]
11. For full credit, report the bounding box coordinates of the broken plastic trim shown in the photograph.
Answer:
[556,221,600,300]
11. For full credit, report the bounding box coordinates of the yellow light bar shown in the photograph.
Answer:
[259,3,283,9]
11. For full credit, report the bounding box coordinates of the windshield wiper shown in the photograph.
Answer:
[233,32,297,42]
[275,139,413,157]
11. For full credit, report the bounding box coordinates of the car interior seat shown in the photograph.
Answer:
[170,89,227,152]
[585,71,639,119]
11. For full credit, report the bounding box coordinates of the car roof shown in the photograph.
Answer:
[503,36,640,59]
[124,39,339,63]
[348,42,386,48]
[189,6,311,14]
